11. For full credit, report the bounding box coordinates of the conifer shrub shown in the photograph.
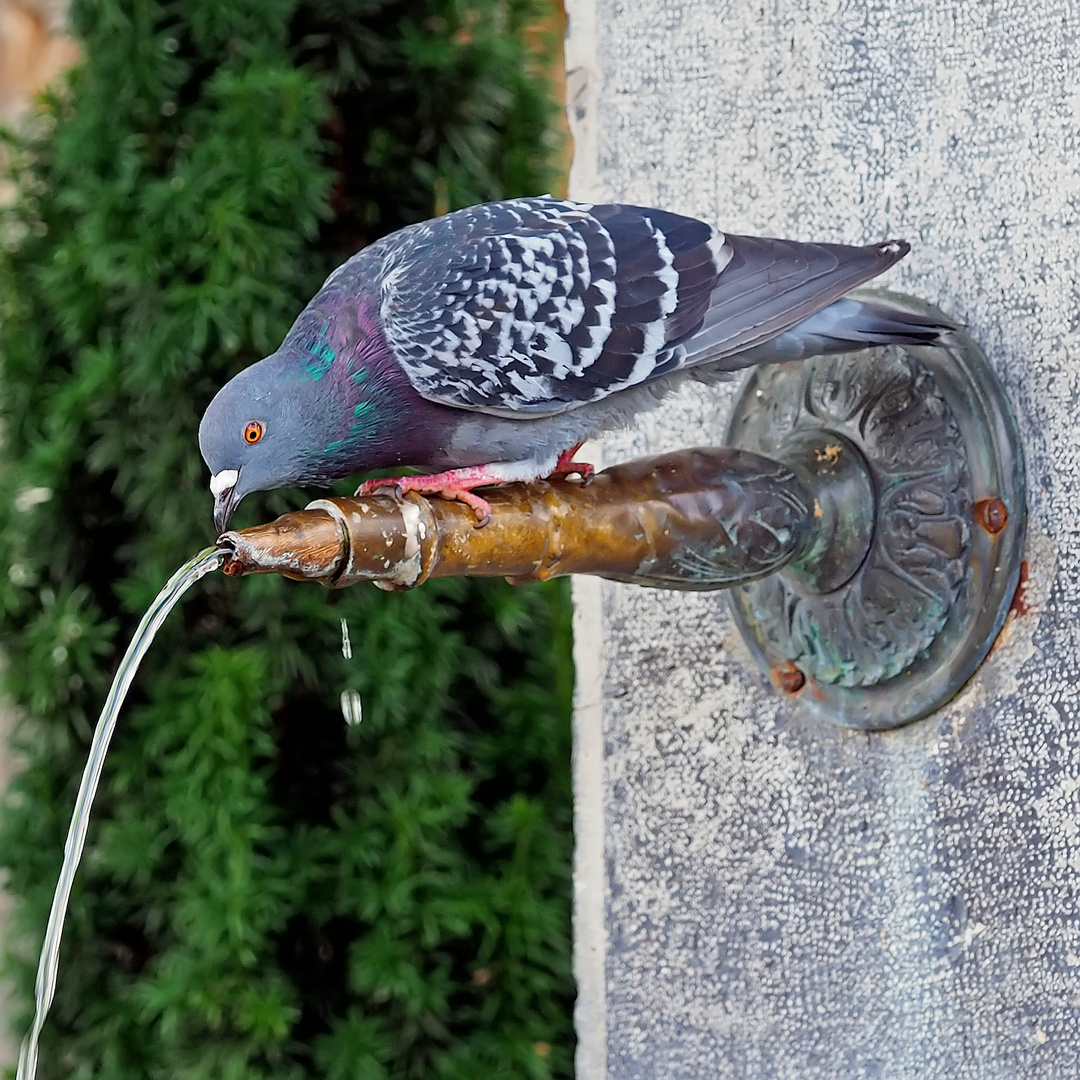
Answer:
[0,0,573,1076]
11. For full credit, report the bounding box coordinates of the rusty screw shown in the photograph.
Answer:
[974,497,1008,535]
[772,660,806,694]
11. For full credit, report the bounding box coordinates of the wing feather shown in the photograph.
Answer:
[680,235,910,365]
[372,197,908,416]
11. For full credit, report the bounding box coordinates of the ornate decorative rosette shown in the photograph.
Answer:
[732,350,971,687]
[725,293,1025,730]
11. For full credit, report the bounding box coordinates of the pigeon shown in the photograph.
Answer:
[199,196,950,531]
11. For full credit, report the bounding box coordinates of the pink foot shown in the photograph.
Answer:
[549,442,595,481]
[355,467,506,526]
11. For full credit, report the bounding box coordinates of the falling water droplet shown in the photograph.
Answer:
[338,618,360,725]
[340,688,363,726]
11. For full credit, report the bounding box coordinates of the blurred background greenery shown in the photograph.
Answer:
[0,0,574,1075]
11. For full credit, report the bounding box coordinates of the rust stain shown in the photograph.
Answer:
[814,444,842,465]
[1009,559,1031,617]
[986,560,1031,658]
[974,497,1008,535]
[772,661,806,694]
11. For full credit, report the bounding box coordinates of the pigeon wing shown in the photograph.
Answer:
[377,197,906,417]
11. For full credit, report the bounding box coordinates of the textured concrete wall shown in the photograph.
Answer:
[565,2,1079,1077]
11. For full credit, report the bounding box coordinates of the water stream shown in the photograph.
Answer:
[16,546,226,1080]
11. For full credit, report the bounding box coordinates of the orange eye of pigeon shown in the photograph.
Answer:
[244,421,264,445]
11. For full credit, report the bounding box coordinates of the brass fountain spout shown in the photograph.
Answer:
[218,447,820,592]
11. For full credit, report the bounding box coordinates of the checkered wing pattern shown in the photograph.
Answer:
[367,197,910,417]
[373,198,728,416]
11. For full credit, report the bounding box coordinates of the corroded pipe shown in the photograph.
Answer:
[218,448,817,592]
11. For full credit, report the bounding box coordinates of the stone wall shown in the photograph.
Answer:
[565,2,1079,1077]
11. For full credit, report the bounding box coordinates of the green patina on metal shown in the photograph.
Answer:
[725,291,1026,731]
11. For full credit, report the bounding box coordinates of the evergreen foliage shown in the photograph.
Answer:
[0,0,573,1075]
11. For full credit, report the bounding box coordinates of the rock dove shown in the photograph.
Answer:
[199,196,950,531]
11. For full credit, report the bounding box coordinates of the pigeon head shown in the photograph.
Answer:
[199,354,332,533]
[200,332,445,533]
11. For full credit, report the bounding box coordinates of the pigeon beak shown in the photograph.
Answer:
[210,469,241,535]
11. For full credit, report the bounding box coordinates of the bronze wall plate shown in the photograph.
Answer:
[724,292,1026,730]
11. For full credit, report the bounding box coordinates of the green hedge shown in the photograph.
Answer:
[0,0,574,1075]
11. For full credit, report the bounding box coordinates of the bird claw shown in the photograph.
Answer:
[354,478,386,498]
[355,474,493,527]
[566,462,596,482]
[454,490,492,528]
[436,487,491,527]
[549,442,596,483]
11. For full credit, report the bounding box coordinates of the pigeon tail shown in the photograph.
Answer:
[714,296,957,369]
